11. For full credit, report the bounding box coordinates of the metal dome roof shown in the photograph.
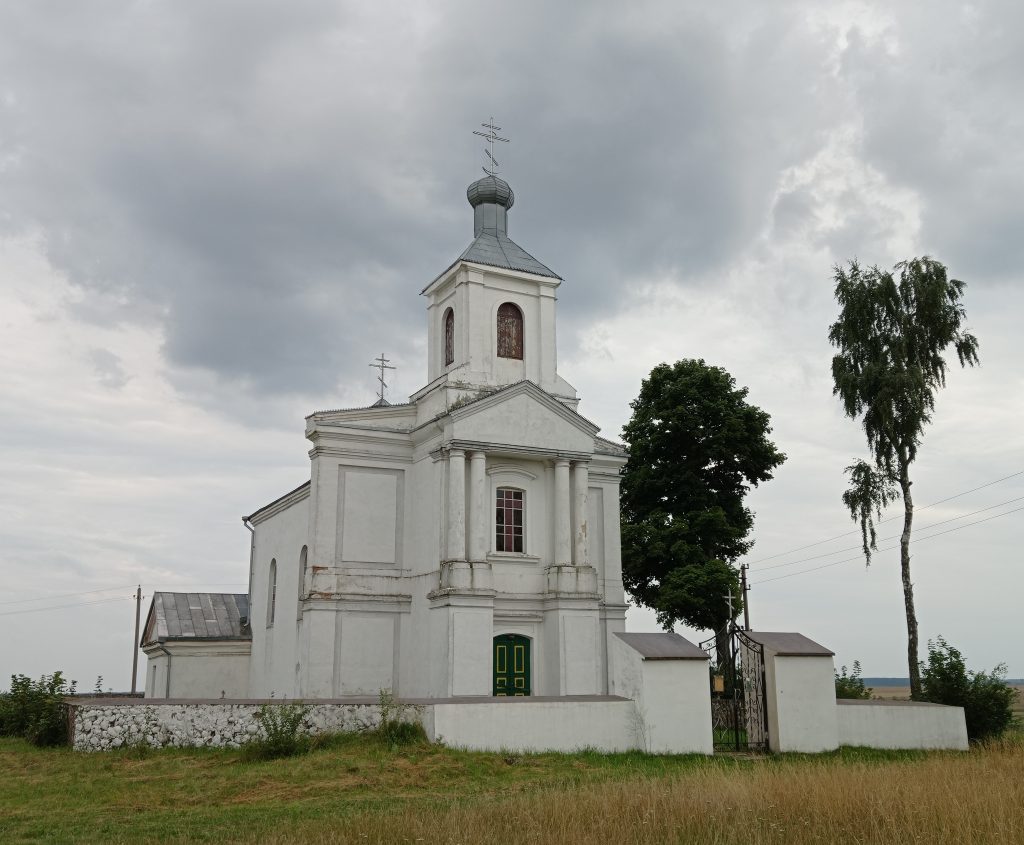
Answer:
[466,175,515,209]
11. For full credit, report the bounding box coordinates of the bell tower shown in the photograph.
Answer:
[420,173,578,407]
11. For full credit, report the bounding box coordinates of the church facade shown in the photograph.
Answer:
[144,172,629,700]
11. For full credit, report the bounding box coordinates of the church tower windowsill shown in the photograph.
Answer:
[486,551,541,565]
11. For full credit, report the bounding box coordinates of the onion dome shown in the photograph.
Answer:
[466,175,515,210]
[467,175,515,238]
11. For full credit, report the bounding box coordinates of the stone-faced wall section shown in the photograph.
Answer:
[70,700,385,752]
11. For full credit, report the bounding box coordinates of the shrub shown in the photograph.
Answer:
[375,689,427,746]
[919,636,1015,742]
[240,703,311,761]
[0,672,77,746]
[835,660,872,700]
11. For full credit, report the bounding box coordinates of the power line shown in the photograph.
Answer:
[755,494,1024,573]
[745,468,1024,568]
[0,581,247,606]
[0,595,133,617]
[752,503,1024,586]
[0,584,138,606]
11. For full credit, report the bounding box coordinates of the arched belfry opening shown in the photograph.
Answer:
[497,302,523,360]
[443,307,455,366]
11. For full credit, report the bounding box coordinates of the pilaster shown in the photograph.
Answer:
[572,461,589,568]
[446,448,467,562]
[553,459,571,567]
[468,450,488,562]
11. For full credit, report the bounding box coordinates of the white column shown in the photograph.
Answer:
[468,451,488,561]
[572,461,589,567]
[553,459,572,566]
[447,449,467,561]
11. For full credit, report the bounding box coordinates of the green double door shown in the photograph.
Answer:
[493,634,531,696]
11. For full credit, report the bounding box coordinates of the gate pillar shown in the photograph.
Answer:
[746,631,839,753]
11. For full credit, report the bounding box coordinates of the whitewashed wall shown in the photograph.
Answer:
[72,698,648,754]
[836,700,968,750]
[428,699,638,752]
[144,642,250,700]
[249,494,310,697]
[609,637,713,755]
[763,654,839,753]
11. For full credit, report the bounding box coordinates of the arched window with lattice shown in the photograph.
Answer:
[267,559,277,627]
[444,307,455,366]
[496,302,523,359]
[297,545,307,620]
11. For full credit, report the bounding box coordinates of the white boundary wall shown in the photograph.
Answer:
[70,697,655,754]
[765,654,839,753]
[837,700,968,750]
[428,699,638,752]
[608,636,712,754]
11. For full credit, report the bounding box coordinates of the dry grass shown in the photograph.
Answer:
[1,733,1022,843]
[258,738,1024,845]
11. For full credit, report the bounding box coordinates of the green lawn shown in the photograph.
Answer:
[1,732,1021,844]
[0,733,718,843]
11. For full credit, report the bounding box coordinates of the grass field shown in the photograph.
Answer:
[2,730,1023,844]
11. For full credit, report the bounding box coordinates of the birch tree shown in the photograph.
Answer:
[829,257,979,698]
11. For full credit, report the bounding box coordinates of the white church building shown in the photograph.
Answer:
[126,165,972,757]
[143,170,634,702]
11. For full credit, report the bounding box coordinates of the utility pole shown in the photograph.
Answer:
[130,585,142,694]
[740,564,751,630]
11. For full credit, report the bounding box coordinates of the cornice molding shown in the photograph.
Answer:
[306,423,414,441]
[485,463,539,481]
[308,447,413,465]
[431,440,591,463]
[248,482,311,525]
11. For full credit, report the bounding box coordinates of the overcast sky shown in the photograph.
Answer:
[2,1,1021,691]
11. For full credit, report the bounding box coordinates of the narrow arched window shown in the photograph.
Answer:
[268,559,277,626]
[444,307,455,366]
[497,303,523,359]
[495,487,524,552]
[297,546,307,620]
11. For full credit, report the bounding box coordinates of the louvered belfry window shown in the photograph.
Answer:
[444,307,455,366]
[496,302,524,359]
[495,488,524,553]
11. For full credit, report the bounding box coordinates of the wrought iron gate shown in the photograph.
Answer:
[700,625,769,752]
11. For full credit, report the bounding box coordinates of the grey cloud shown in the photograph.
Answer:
[3,1,1024,687]
[89,348,129,389]
[0,0,1020,421]
[840,0,1024,279]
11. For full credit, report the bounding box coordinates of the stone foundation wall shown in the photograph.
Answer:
[70,700,386,752]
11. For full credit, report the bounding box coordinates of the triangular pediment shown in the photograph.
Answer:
[448,381,598,455]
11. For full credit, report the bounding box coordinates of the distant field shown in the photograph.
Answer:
[867,684,1024,717]
[2,732,1023,844]
[863,678,1024,686]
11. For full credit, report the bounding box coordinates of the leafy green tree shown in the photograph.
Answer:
[829,257,979,698]
[620,360,786,641]
[919,637,1015,742]
[835,660,872,700]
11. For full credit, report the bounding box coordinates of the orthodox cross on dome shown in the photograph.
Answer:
[369,353,396,406]
[473,118,509,176]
